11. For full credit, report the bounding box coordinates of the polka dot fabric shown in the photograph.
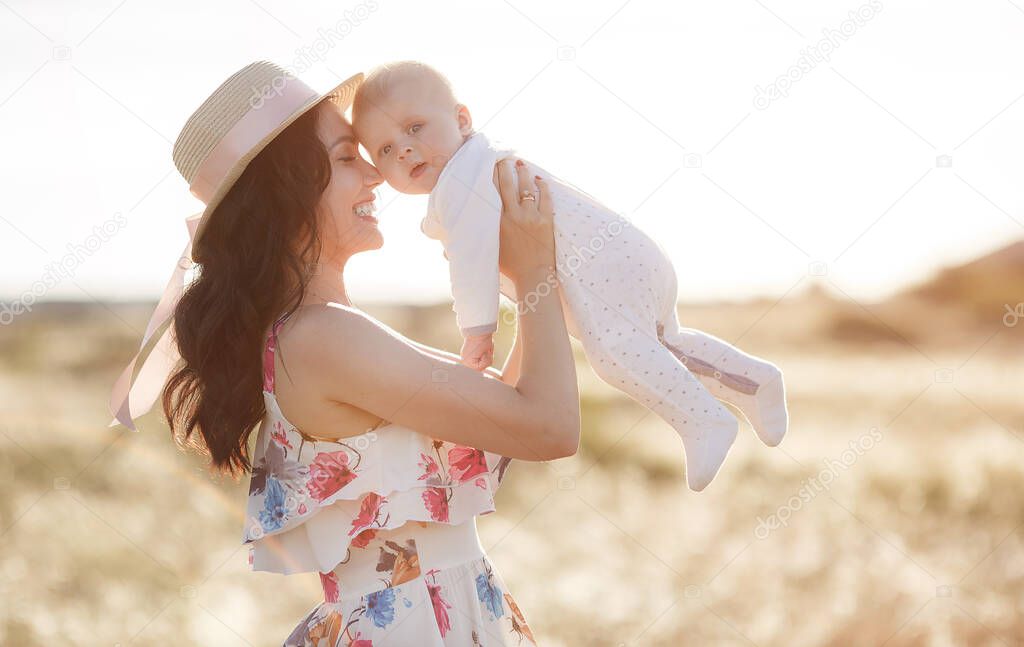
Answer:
[507,163,789,491]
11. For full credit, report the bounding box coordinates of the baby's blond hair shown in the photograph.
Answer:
[353,60,459,118]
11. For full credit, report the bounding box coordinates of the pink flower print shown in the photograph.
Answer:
[351,528,377,549]
[474,477,487,490]
[320,571,341,603]
[428,582,453,637]
[448,446,487,483]
[422,487,449,523]
[348,492,385,536]
[417,453,439,481]
[297,503,307,515]
[271,421,293,450]
[350,635,372,647]
[307,450,358,501]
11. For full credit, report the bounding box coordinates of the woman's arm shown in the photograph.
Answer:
[290,160,579,461]
[498,317,524,386]
[399,303,520,383]
[293,283,573,461]
[401,334,503,380]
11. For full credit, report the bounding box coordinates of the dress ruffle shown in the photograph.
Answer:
[244,393,513,575]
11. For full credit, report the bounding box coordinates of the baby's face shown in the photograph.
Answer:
[353,77,469,195]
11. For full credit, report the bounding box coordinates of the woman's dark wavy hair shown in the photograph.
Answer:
[162,100,331,479]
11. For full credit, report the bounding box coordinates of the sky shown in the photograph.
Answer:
[1,0,1022,307]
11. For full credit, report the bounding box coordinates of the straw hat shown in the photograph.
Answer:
[172,60,363,247]
[108,61,362,432]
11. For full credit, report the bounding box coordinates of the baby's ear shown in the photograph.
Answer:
[455,104,473,136]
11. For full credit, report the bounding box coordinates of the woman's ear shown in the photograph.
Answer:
[456,104,473,136]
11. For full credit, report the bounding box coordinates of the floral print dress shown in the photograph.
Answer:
[245,310,539,646]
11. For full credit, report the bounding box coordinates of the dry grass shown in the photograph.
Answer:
[1,290,1022,646]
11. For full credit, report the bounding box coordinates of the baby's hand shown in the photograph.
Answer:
[460,334,495,372]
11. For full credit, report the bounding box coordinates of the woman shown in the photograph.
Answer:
[113,61,579,645]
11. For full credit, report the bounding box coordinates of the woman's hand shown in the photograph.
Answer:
[493,158,556,284]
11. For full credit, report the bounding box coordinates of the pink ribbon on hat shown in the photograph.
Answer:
[108,75,321,432]
[108,213,201,431]
[189,77,319,204]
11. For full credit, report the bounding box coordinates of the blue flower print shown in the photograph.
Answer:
[258,477,287,532]
[475,572,504,619]
[365,587,397,628]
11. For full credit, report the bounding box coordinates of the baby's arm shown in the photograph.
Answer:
[433,149,503,370]
[395,327,503,379]
[460,332,495,372]
[447,214,500,369]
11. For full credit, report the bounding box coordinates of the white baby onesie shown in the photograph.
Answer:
[423,131,788,490]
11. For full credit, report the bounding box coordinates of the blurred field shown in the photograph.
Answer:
[2,243,1023,646]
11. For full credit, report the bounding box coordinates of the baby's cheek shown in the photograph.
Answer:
[383,165,404,188]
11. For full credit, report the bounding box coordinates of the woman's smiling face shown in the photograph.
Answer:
[314,100,385,259]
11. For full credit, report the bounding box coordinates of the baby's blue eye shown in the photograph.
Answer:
[409,124,421,134]
[382,144,391,155]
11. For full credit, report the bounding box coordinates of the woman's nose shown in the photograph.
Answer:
[364,163,384,187]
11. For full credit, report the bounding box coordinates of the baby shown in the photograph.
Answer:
[352,61,789,491]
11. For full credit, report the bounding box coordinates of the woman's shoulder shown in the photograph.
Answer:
[276,303,415,411]
[286,302,396,340]
[281,303,394,363]
[284,301,365,333]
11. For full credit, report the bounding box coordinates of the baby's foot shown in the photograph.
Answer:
[689,359,787,447]
[717,364,788,447]
[681,414,739,492]
[658,326,789,446]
